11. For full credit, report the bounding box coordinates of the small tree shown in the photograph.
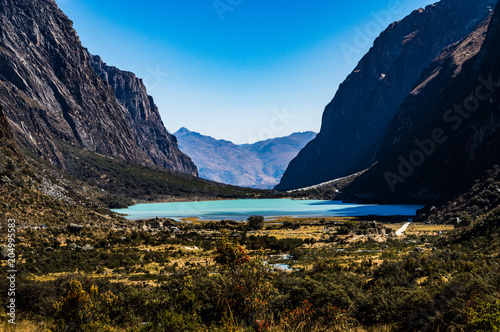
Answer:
[247,215,264,230]
[214,235,249,268]
[53,280,117,332]
[214,236,276,331]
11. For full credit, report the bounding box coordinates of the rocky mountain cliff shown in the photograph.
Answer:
[88,54,197,175]
[175,128,316,189]
[277,0,497,190]
[344,0,500,202]
[0,0,197,175]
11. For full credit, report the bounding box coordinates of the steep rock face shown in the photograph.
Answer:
[0,0,140,165]
[0,0,196,175]
[376,17,492,160]
[277,0,496,190]
[175,128,315,189]
[89,54,197,175]
[345,2,500,202]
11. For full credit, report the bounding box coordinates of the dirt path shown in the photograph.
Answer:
[396,222,412,236]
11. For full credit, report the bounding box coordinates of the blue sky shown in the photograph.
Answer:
[56,0,435,144]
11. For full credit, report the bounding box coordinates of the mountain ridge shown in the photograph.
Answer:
[175,128,316,189]
[0,0,197,175]
[277,0,497,190]
[343,0,500,203]
[88,54,198,176]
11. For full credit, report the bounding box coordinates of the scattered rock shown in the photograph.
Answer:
[41,178,70,202]
[1,176,12,184]
[82,244,93,252]
[67,223,83,233]
[0,245,9,259]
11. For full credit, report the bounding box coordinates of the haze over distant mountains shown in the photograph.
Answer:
[175,128,316,189]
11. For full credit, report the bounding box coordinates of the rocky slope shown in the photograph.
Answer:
[277,0,497,190]
[89,54,197,175]
[0,103,123,225]
[175,128,316,188]
[343,1,500,203]
[0,100,13,143]
[0,0,196,175]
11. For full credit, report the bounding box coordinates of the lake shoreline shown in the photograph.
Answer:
[113,198,424,221]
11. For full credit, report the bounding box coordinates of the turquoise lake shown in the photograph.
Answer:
[112,199,424,221]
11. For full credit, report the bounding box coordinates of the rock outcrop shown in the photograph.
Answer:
[0,0,197,175]
[89,54,197,175]
[277,0,496,190]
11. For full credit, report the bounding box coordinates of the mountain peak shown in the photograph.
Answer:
[176,127,192,134]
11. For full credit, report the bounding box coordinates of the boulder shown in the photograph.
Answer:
[0,245,9,260]
[82,244,93,252]
[67,223,84,233]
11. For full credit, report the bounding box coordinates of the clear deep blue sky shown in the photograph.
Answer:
[56,0,434,144]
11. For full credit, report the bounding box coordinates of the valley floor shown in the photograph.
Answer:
[1,215,498,331]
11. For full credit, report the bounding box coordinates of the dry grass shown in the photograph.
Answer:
[0,320,132,332]
[267,323,394,332]
[0,319,394,332]
[385,223,454,235]
[406,223,454,234]
[250,226,325,241]
[0,319,50,332]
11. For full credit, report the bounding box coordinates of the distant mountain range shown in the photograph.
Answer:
[175,128,316,189]
[2,0,500,224]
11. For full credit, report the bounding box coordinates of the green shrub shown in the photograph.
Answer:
[468,299,500,331]
[247,215,265,230]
